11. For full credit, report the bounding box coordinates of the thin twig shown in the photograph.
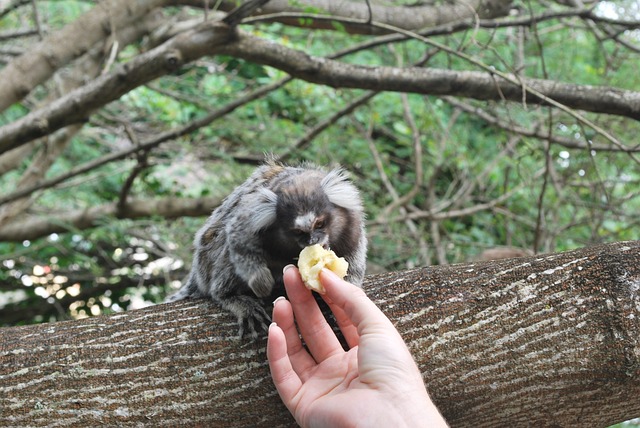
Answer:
[363,122,430,266]
[0,0,30,20]
[443,97,640,153]
[116,125,149,215]
[277,90,378,163]
[369,169,546,226]
[30,0,43,40]
[381,93,423,217]
[222,0,270,27]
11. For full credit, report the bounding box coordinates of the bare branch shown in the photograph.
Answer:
[3,24,639,155]
[177,0,512,33]
[0,196,222,242]
[0,0,170,112]
[218,30,640,120]
[0,19,237,155]
[116,131,150,216]
[0,76,288,207]
[369,168,546,226]
[243,7,598,40]
[29,0,43,40]
[0,125,81,228]
[0,11,167,226]
[364,125,431,267]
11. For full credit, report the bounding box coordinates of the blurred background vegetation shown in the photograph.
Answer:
[0,0,639,334]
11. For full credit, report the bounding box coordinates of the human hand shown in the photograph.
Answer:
[267,266,448,428]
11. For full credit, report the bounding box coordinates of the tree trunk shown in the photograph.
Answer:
[1,240,639,427]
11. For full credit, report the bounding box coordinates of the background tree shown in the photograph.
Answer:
[0,0,638,336]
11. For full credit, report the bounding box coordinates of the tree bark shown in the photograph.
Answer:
[1,240,638,427]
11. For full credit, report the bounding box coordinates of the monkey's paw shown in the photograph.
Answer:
[248,266,275,298]
[232,296,271,340]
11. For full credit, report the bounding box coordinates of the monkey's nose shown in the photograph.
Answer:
[309,233,329,249]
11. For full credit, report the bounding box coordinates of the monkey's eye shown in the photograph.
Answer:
[292,228,305,236]
[314,220,325,229]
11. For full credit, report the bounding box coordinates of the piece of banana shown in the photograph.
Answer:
[297,244,348,293]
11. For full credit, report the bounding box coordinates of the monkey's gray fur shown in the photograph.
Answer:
[166,161,367,339]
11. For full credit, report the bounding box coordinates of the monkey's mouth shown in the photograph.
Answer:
[308,236,330,250]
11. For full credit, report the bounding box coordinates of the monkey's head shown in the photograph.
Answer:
[276,187,333,250]
[261,168,363,258]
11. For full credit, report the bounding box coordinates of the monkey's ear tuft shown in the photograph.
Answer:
[250,187,278,231]
[321,168,363,212]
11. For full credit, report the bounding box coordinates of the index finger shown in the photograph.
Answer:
[319,269,398,338]
[283,266,345,362]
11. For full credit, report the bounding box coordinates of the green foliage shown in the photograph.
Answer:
[609,418,640,428]
[0,104,29,126]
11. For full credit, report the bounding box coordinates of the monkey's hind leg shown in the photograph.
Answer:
[214,294,271,339]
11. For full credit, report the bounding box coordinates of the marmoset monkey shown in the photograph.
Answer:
[166,161,367,339]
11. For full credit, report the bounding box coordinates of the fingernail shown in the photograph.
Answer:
[283,264,295,274]
[269,322,278,329]
[272,296,286,306]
